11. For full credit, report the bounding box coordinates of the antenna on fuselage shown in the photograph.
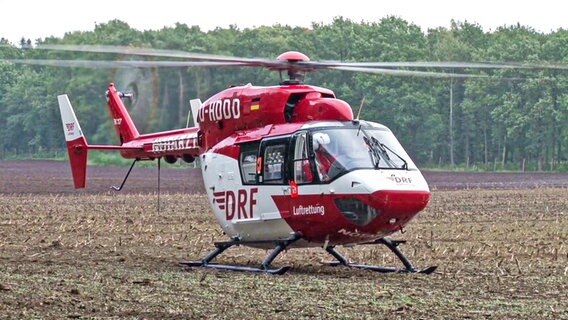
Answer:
[355,96,366,120]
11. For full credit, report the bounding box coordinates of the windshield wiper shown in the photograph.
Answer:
[372,137,408,170]
[370,136,398,168]
[361,128,408,170]
[363,136,382,168]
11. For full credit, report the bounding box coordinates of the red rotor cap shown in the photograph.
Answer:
[277,51,310,62]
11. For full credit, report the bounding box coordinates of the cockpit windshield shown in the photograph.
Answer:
[310,127,416,181]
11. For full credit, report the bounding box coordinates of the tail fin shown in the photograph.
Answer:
[58,94,88,188]
[106,83,140,143]
[188,98,202,128]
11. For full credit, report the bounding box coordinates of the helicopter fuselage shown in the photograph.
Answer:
[202,120,430,248]
[59,82,430,249]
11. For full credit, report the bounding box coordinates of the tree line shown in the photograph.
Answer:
[0,17,567,171]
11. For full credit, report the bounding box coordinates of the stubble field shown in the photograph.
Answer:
[0,160,567,319]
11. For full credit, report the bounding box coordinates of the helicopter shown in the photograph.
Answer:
[9,44,560,275]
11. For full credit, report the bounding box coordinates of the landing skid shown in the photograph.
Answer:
[325,238,437,274]
[180,234,301,274]
[181,236,436,275]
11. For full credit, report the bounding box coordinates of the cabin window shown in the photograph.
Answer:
[262,144,286,184]
[240,137,290,185]
[239,142,259,184]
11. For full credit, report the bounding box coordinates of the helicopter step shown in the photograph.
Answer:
[180,234,301,275]
[325,237,437,274]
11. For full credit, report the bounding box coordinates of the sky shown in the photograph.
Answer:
[0,0,566,46]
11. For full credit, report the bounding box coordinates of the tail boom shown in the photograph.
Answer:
[58,86,202,189]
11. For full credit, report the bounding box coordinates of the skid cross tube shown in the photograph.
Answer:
[180,234,301,274]
[325,237,437,274]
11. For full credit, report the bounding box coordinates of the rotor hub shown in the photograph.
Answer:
[276,51,311,84]
[276,51,310,63]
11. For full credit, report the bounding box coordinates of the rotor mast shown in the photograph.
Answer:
[274,51,312,85]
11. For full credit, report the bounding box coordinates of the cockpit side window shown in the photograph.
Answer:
[312,131,337,182]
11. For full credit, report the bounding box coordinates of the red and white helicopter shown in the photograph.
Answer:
[12,45,543,274]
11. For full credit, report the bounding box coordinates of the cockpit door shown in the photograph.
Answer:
[290,132,315,186]
[285,132,328,236]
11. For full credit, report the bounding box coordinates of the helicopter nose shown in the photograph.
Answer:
[372,190,430,214]
[333,189,430,230]
[370,189,430,229]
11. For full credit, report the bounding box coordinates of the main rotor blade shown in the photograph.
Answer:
[330,66,488,79]
[4,59,493,78]
[321,61,568,70]
[36,44,568,72]
[38,44,278,66]
[3,59,246,68]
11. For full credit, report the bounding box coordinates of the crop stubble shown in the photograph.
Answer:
[0,160,567,319]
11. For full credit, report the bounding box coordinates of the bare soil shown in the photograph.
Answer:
[1,160,567,194]
[0,160,567,319]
